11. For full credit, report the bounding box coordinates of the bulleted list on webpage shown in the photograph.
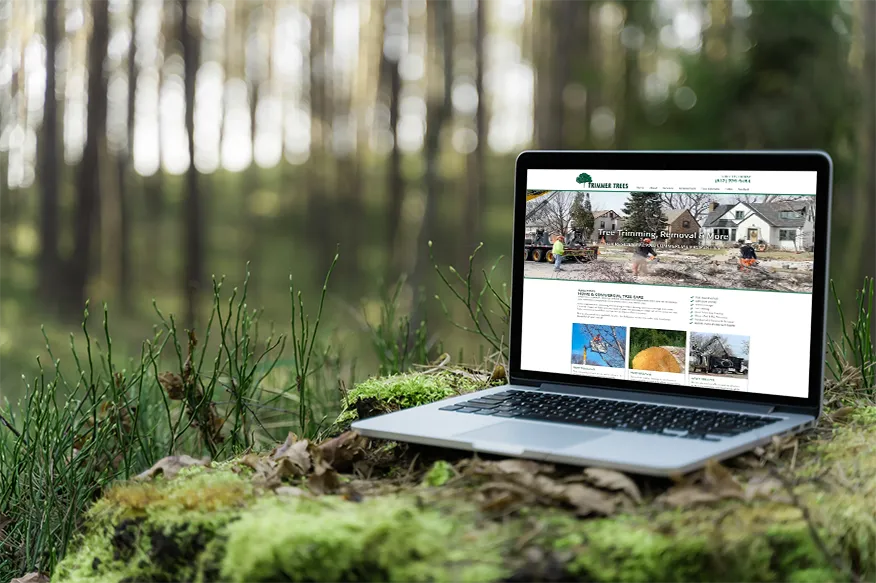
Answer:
[520,278,812,399]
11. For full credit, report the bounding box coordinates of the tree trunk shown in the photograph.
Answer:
[117,0,138,307]
[39,0,60,303]
[535,1,575,149]
[181,0,202,331]
[66,0,110,313]
[410,0,453,329]
[382,0,405,276]
[617,0,642,149]
[463,0,486,257]
[305,0,332,241]
[854,0,876,345]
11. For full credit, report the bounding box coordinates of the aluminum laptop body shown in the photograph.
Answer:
[354,151,833,476]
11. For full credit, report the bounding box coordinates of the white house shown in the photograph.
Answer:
[593,210,625,242]
[702,200,814,250]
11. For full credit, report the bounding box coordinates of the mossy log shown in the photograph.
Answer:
[54,372,876,583]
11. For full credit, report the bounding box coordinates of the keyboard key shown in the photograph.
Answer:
[464,402,498,410]
[439,405,462,411]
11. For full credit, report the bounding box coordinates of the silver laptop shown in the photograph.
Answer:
[354,151,832,476]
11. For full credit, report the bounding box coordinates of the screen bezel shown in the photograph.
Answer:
[509,150,832,414]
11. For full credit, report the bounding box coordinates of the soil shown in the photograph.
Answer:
[524,246,813,292]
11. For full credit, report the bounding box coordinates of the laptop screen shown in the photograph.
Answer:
[519,169,817,399]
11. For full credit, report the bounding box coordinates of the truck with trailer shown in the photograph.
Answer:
[523,191,599,264]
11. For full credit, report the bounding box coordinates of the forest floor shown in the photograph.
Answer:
[46,368,876,583]
[524,247,814,293]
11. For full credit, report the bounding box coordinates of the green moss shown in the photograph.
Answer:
[54,471,254,583]
[422,460,454,487]
[335,371,492,426]
[850,406,876,426]
[53,380,876,583]
[219,496,509,583]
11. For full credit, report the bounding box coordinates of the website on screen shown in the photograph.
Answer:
[519,169,817,398]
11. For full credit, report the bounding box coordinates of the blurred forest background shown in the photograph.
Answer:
[0,0,874,400]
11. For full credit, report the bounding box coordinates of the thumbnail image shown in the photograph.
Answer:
[571,324,627,368]
[628,328,687,373]
[689,332,750,378]
[523,190,814,293]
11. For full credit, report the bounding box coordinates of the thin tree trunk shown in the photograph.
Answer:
[385,43,405,269]
[181,0,202,330]
[117,0,138,306]
[463,0,486,257]
[617,0,641,149]
[535,1,574,149]
[305,0,328,240]
[39,0,60,302]
[411,0,453,316]
[66,0,110,313]
[853,0,876,309]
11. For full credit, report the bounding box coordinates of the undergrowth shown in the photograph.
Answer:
[0,255,355,580]
[827,277,875,402]
[0,241,872,581]
[0,244,510,580]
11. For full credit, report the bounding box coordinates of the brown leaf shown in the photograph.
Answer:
[659,460,744,508]
[11,573,50,583]
[271,434,312,475]
[703,459,744,498]
[493,459,554,475]
[561,483,617,516]
[660,486,722,507]
[136,455,210,480]
[158,372,184,400]
[489,364,507,384]
[744,475,792,503]
[583,468,643,503]
[829,406,855,422]
[318,431,368,472]
[308,459,341,495]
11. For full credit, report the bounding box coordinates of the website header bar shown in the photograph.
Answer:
[526,169,818,195]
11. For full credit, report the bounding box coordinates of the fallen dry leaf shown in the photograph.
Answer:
[469,460,618,516]
[583,468,643,503]
[561,483,617,516]
[493,459,554,475]
[136,455,210,480]
[828,406,855,423]
[308,467,341,495]
[318,431,368,472]
[703,459,744,498]
[744,475,792,503]
[271,434,312,475]
[658,460,743,508]
[239,453,283,490]
[660,486,723,507]
[11,573,50,583]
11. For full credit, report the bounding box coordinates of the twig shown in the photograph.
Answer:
[0,411,20,438]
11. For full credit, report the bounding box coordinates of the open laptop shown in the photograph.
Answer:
[354,151,833,476]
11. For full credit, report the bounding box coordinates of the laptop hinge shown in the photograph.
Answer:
[538,383,776,415]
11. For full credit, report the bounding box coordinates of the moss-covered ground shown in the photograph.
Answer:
[54,371,876,583]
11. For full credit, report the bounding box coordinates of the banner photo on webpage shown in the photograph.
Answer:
[519,169,817,399]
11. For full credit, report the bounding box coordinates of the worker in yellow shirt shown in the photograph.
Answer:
[552,235,565,272]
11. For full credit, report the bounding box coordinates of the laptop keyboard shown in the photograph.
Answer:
[439,389,781,441]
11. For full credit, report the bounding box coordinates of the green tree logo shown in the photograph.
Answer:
[576,172,592,185]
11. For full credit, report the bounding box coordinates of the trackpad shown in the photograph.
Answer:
[455,421,608,450]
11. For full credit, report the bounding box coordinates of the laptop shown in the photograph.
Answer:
[354,151,833,476]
